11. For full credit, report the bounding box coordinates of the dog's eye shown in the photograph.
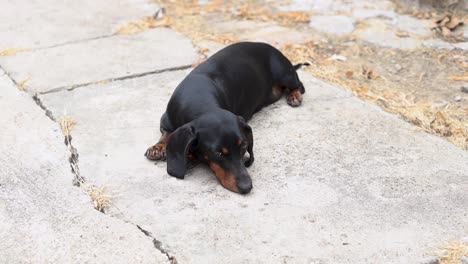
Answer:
[215,152,223,157]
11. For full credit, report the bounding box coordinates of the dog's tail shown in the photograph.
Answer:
[293,62,311,70]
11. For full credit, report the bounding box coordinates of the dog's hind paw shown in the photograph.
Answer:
[287,89,303,107]
[145,143,166,161]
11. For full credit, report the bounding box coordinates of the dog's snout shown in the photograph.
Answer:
[237,180,252,194]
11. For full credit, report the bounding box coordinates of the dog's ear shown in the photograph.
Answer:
[166,123,197,179]
[238,116,254,167]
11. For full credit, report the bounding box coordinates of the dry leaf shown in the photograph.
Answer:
[448,73,468,81]
[445,17,463,30]
[345,70,354,78]
[441,27,452,37]
[395,30,410,38]
[117,16,170,35]
[362,66,379,80]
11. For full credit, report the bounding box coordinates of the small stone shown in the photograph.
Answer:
[461,86,468,93]
[454,95,462,101]
[460,256,468,264]
[329,54,347,61]
[420,256,439,264]
[431,100,448,110]
[395,64,402,72]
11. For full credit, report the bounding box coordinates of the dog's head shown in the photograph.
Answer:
[166,110,254,194]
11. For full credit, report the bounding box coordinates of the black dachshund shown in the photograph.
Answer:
[145,42,308,194]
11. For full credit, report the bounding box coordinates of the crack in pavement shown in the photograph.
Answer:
[31,88,178,263]
[33,34,116,52]
[0,65,19,87]
[136,224,178,264]
[32,93,85,186]
[40,64,193,95]
[32,94,56,121]
[3,56,182,263]
[64,133,85,187]
[2,34,117,56]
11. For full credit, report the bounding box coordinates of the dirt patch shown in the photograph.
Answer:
[434,240,468,264]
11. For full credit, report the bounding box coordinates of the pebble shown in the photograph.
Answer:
[329,54,347,61]
[431,100,448,109]
[461,86,468,93]
[454,95,462,101]
[460,256,468,264]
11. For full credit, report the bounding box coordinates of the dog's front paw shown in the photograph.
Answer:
[145,143,166,161]
[287,89,303,107]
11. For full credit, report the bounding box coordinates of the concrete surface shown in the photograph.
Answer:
[309,15,356,36]
[40,69,468,263]
[213,20,310,46]
[0,28,196,93]
[276,0,468,51]
[2,0,468,263]
[0,0,158,49]
[0,70,170,263]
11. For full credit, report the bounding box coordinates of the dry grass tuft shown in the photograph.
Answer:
[236,5,310,25]
[59,116,75,137]
[86,185,113,213]
[448,72,468,81]
[0,48,29,56]
[280,41,468,149]
[434,240,468,264]
[147,1,467,150]
[116,16,171,35]
[16,77,30,90]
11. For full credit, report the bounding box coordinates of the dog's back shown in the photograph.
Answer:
[168,42,301,125]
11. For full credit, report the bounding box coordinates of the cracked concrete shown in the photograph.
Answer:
[39,68,467,263]
[2,0,467,263]
[0,69,171,264]
[0,28,197,93]
[0,0,159,49]
[40,64,194,95]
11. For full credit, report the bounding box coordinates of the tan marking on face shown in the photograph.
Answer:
[204,155,209,160]
[272,84,283,99]
[222,147,229,155]
[208,162,238,193]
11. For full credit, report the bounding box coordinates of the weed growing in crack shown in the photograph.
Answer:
[86,185,113,213]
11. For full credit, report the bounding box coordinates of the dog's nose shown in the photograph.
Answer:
[237,181,252,194]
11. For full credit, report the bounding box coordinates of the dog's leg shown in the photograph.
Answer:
[145,132,171,161]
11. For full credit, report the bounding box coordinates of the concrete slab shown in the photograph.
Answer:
[0,0,158,49]
[351,8,396,20]
[0,70,170,263]
[212,20,311,46]
[0,28,197,93]
[356,20,423,50]
[309,15,356,36]
[40,69,468,263]
[393,15,433,37]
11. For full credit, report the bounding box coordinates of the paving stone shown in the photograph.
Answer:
[356,20,423,50]
[0,69,169,264]
[422,39,456,50]
[0,0,159,49]
[309,15,355,36]
[0,28,197,93]
[352,9,396,19]
[393,15,433,37]
[40,69,468,263]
